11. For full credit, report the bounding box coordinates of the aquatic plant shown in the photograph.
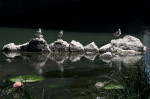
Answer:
[9,75,44,83]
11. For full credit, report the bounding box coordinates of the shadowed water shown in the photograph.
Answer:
[0,27,150,98]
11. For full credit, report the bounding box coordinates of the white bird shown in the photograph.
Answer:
[113,29,121,37]
[57,30,63,39]
[35,28,42,36]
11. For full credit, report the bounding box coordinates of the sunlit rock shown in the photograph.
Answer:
[69,52,84,62]
[49,52,69,64]
[84,42,99,54]
[3,36,50,52]
[95,82,105,89]
[99,43,112,53]
[49,39,69,52]
[111,35,147,53]
[99,52,112,60]
[84,53,98,61]
[21,37,50,52]
[100,35,147,56]
[3,43,22,52]
[69,40,84,52]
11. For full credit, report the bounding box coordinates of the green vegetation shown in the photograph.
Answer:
[9,75,44,83]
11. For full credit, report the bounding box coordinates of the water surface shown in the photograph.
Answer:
[0,27,150,98]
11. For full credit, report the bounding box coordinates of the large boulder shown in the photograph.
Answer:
[99,43,112,53]
[111,35,147,52]
[84,42,99,54]
[69,40,84,52]
[99,35,147,56]
[3,36,50,52]
[21,37,50,52]
[49,39,69,52]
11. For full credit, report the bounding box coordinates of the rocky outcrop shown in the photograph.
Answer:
[99,43,112,53]
[3,43,24,52]
[21,37,50,52]
[69,40,84,52]
[99,35,147,57]
[3,36,50,52]
[99,52,112,60]
[49,39,69,52]
[111,35,147,52]
[84,42,99,54]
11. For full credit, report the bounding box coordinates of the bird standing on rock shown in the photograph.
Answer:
[113,29,121,38]
[35,28,43,38]
[58,30,63,40]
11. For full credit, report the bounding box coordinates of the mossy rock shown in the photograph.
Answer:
[9,75,44,83]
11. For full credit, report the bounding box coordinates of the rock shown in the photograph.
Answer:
[3,43,21,52]
[3,36,50,52]
[100,35,147,56]
[111,35,147,52]
[99,43,112,53]
[95,82,105,89]
[69,40,84,52]
[84,42,99,54]
[99,52,112,59]
[49,39,69,52]
[21,37,50,52]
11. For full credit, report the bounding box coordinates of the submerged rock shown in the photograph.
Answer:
[69,40,84,52]
[84,42,99,54]
[49,39,69,52]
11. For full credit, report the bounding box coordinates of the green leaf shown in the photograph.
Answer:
[9,75,44,83]
[48,85,59,88]
[104,84,124,89]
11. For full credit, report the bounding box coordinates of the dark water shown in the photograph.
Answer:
[0,27,150,98]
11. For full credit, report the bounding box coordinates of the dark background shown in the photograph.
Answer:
[0,0,150,33]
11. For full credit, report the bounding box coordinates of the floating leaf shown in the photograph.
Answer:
[104,84,124,89]
[9,75,44,83]
[48,85,59,88]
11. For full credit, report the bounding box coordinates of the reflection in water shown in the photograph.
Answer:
[3,51,144,74]
[49,52,69,64]
[100,55,143,71]
[3,52,21,58]
[84,53,98,61]
[22,52,50,74]
[69,52,84,62]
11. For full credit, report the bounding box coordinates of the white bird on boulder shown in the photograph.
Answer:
[113,29,121,37]
[57,30,63,40]
[35,28,43,38]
